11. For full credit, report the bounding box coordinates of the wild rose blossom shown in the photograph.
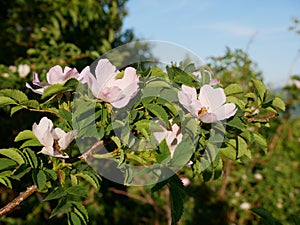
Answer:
[32,117,75,158]
[81,59,139,108]
[26,65,83,94]
[153,120,183,158]
[178,84,237,123]
[18,64,30,78]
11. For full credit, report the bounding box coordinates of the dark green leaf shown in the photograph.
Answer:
[170,139,194,168]
[69,212,82,225]
[67,186,88,197]
[20,139,42,148]
[50,199,71,218]
[41,84,69,100]
[252,79,267,101]
[23,148,38,168]
[251,208,283,225]
[144,103,169,128]
[0,158,17,170]
[33,170,47,190]
[156,139,171,163]
[44,187,67,201]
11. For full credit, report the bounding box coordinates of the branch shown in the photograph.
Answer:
[246,113,277,124]
[79,140,104,161]
[0,185,38,216]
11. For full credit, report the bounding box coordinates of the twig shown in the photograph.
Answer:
[79,140,104,161]
[246,113,277,124]
[0,185,38,216]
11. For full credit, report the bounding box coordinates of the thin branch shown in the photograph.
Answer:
[79,140,105,161]
[0,185,38,216]
[246,113,277,124]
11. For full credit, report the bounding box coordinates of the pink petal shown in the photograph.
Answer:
[213,103,237,121]
[198,85,226,112]
[26,83,45,95]
[46,65,64,84]
[199,113,218,123]
[111,82,139,108]
[57,130,75,150]
[95,59,119,87]
[32,117,54,147]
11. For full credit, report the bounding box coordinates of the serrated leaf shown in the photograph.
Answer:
[272,97,285,111]
[0,89,28,103]
[237,136,251,159]
[33,170,47,190]
[0,96,17,106]
[66,186,88,197]
[69,212,81,225]
[220,139,236,160]
[0,148,25,165]
[44,169,58,181]
[59,108,72,126]
[20,139,42,148]
[226,116,244,130]
[253,133,268,153]
[14,130,36,142]
[76,171,101,190]
[0,177,12,188]
[41,84,69,100]
[11,165,31,180]
[72,202,89,224]
[169,175,185,225]
[156,139,171,163]
[224,83,243,95]
[22,100,40,109]
[45,187,67,201]
[144,103,169,128]
[23,148,38,168]
[170,139,194,168]
[10,105,24,116]
[252,79,267,101]
[0,158,17,170]
[50,199,71,218]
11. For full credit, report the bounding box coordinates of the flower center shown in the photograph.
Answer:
[198,107,208,117]
[53,139,61,152]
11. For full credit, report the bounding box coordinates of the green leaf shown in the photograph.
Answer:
[251,208,283,225]
[226,116,244,130]
[252,79,267,101]
[11,165,31,180]
[0,89,28,103]
[66,186,88,197]
[0,148,25,165]
[44,169,58,181]
[41,84,69,100]
[33,170,47,190]
[50,199,71,218]
[10,105,24,116]
[72,202,89,224]
[23,148,38,168]
[156,139,171,163]
[144,103,169,127]
[169,175,185,225]
[59,108,72,126]
[76,171,101,190]
[0,158,17,170]
[0,177,12,188]
[220,139,237,160]
[20,139,42,148]
[224,83,243,95]
[22,100,40,109]
[272,97,285,111]
[45,187,67,201]
[170,139,194,168]
[253,133,268,153]
[237,136,251,159]
[69,212,82,225]
[0,96,17,106]
[14,130,36,142]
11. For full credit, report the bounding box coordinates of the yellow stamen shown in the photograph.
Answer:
[198,107,208,117]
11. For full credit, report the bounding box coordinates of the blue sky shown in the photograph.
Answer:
[122,0,300,86]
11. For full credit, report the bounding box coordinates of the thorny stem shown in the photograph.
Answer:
[0,185,38,216]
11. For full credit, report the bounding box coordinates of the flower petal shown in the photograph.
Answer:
[46,65,64,84]
[198,85,226,112]
[111,81,139,108]
[213,103,237,121]
[32,117,54,147]
[57,130,75,150]
[26,82,46,95]
[95,59,119,88]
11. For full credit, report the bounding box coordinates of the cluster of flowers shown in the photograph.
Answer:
[26,59,237,158]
